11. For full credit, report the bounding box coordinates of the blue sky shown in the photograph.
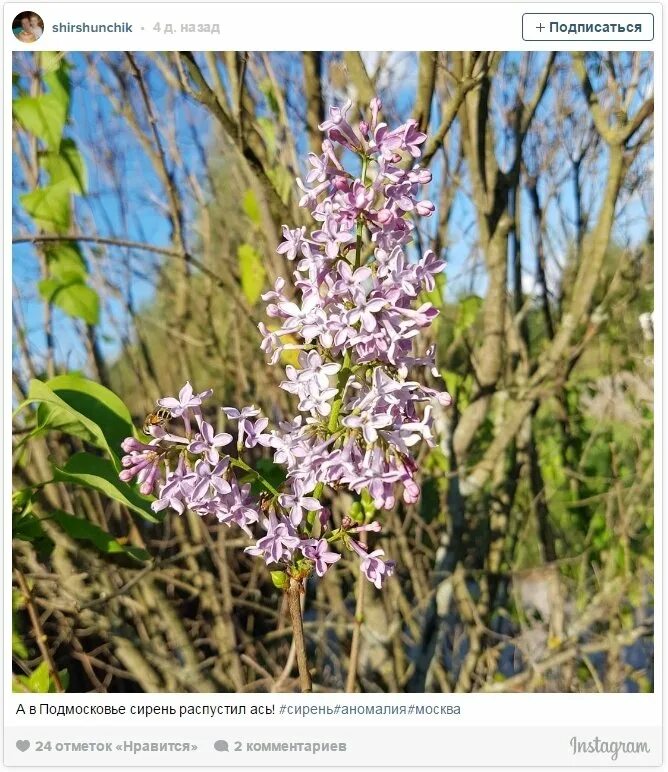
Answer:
[12,51,653,377]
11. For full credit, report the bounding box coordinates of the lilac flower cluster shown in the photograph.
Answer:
[120,98,450,591]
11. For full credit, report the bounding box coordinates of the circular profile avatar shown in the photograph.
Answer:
[12,11,44,43]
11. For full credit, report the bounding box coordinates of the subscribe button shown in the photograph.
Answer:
[522,13,654,41]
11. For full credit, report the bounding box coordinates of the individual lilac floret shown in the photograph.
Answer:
[241,417,273,449]
[301,538,341,576]
[276,225,307,261]
[245,512,301,564]
[279,479,322,526]
[158,381,208,417]
[188,420,233,463]
[350,539,396,589]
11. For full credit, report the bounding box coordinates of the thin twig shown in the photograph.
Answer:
[15,569,64,692]
[345,534,366,693]
[286,578,312,693]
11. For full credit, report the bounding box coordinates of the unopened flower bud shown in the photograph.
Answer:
[415,200,435,216]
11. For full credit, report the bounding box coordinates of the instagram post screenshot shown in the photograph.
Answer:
[3,2,661,768]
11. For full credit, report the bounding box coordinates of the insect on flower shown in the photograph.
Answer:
[142,406,171,436]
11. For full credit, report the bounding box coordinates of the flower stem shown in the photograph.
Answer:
[354,155,369,271]
[312,351,352,502]
[345,531,366,692]
[287,578,312,692]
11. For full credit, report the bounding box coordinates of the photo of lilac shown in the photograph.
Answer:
[12,52,653,693]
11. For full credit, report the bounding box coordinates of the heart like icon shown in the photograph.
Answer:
[16,740,30,752]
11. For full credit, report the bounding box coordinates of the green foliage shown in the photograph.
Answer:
[252,458,287,496]
[270,570,289,590]
[20,374,135,461]
[242,189,261,225]
[348,501,364,524]
[20,182,72,233]
[13,94,68,150]
[267,165,292,204]
[257,116,277,156]
[12,488,54,556]
[40,139,87,194]
[54,453,158,522]
[259,78,280,117]
[45,242,87,278]
[50,510,150,561]
[38,274,100,325]
[237,243,266,305]
[12,377,153,583]
[12,590,29,659]
[13,662,69,693]
[38,242,99,323]
[15,376,158,540]
[15,53,99,326]
[454,294,483,337]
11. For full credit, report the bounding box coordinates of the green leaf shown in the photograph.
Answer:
[43,60,71,106]
[349,501,364,524]
[13,664,67,693]
[12,491,54,555]
[12,630,28,660]
[267,165,292,204]
[454,294,483,337]
[259,78,280,116]
[237,243,266,305]
[12,590,29,659]
[48,374,135,452]
[51,510,150,562]
[50,669,70,693]
[21,375,135,462]
[270,571,289,590]
[423,271,446,310]
[28,662,50,693]
[40,139,87,194]
[23,379,106,449]
[13,510,47,542]
[12,487,34,516]
[13,93,67,150]
[54,453,160,522]
[252,458,287,495]
[441,369,462,393]
[45,242,87,281]
[40,51,65,74]
[19,181,71,233]
[257,116,277,156]
[38,275,99,325]
[242,189,261,225]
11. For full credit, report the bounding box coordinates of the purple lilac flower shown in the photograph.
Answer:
[152,458,194,514]
[245,511,301,564]
[188,421,233,463]
[279,479,322,526]
[120,98,454,590]
[119,439,163,495]
[241,417,273,448]
[158,381,207,417]
[301,538,341,576]
[349,539,396,589]
[276,225,307,260]
[190,459,232,501]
